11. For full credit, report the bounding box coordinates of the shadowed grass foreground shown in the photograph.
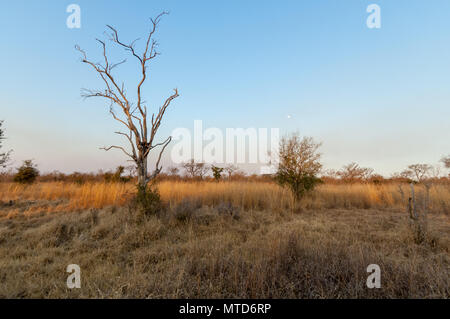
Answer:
[0,203,448,298]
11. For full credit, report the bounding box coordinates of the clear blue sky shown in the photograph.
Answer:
[0,0,449,175]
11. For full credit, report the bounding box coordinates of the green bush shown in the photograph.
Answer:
[211,165,224,182]
[275,134,322,201]
[104,166,131,183]
[276,173,322,201]
[14,160,39,184]
[134,185,162,215]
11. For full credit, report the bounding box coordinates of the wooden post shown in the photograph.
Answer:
[410,183,418,220]
[408,197,413,220]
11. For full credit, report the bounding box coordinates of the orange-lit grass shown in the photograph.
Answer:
[0,182,134,216]
[0,181,449,216]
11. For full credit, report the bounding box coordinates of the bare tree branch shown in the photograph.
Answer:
[100,145,134,159]
[149,136,172,180]
[77,12,178,189]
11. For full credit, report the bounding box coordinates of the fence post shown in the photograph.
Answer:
[410,183,418,220]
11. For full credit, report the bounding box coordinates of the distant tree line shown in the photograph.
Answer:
[1,158,449,185]
[0,160,251,184]
[1,119,449,187]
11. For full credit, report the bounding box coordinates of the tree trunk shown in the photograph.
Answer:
[137,157,148,190]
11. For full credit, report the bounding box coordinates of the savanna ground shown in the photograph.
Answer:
[0,181,448,298]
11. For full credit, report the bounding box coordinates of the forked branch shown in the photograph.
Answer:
[76,12,178,188]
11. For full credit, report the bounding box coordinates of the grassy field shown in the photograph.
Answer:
[0,181,448,298]
[1,181,449,216]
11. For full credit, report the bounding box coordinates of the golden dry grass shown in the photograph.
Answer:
[0,181,448,298]
[0,181,448,217]
[0,206,448,298]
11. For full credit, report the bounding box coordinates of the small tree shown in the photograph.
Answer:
[14,160,39,184]
[113,165,132,182]
[322,169,338,179]
[211,165,224,182]
[104,166,130,183]
[396,169,414,182]
[441,155,450,169]
[337,162,374,182]
[167,166,179,176]
[402,164,432,183]
[124,165,136,178]
[0,120,12,169]
[275,133,322,202]
[224,164,239,180]
[182,159,208,179]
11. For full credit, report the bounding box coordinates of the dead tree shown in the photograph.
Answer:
[404,164,432,183]
[182,159,208,180]
[442,155,450,169]
[224,164,239,180]
[76,12,179,191]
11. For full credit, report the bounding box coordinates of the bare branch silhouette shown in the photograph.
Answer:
[77,12,179,190]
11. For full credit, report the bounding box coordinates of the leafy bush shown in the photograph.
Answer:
[13,160,39,184]
[211,165,224,182]
[104,166,132,183]
[276,134,322,201]
[134,185,162,215]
